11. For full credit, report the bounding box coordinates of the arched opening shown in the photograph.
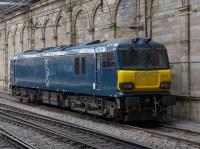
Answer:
[20,28,24,51]
[116,0,137,38]
[44,19,55,47]
[93,2,112,41]
[7,30,15,87]
[23,25,29,51]
[15,28,22,53]
[56,16,68,46]
[0,30,5,89]
[34,22,43,50]
[75,10,91,43]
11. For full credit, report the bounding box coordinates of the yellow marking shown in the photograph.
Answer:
[135,72,158,86]
[117,70,171,92]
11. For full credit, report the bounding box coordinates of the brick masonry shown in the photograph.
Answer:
[0,0,200,121]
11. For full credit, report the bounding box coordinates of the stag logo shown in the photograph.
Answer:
[44,59,49,87]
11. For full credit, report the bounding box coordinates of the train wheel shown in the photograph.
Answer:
[19,97,23,102]
[11,88,15,96]
[114,109,124,122]
[35,91,42,105]
[27,94,31,103]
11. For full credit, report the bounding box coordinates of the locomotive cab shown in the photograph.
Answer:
[117,47,171,92]
[115,38,176,121]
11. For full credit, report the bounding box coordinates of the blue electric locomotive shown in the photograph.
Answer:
[10,38,176,121]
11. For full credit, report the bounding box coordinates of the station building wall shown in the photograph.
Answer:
[151,0,200,121]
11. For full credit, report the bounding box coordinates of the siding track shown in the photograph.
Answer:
[0,92,149,149]
[0,127,35,149]
[1,91,200,148]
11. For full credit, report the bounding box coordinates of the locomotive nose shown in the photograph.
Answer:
[117,70,171,92]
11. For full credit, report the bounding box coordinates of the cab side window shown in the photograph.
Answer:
[75,57,86,75]
[75,57,80,75]
[103,52,116,68]
[81,57,86,75]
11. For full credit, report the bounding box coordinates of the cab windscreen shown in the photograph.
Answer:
[118,49,169,70]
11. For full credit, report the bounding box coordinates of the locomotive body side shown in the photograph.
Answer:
[11,44,118,97]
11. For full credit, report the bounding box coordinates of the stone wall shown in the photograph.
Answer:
[152,0,200,121]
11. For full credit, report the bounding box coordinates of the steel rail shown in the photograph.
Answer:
[158,123,200,136]
[114,122,200,148]
[0,127,35,149]
[1,91,200,147]
[0,113,99,149]
[0,103,149,149]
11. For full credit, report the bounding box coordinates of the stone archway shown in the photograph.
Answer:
[44,19,55,47]
[56,15,69,46]
[0,30,6,89]
[34,22,43,50]
[114,0,137,38]
[92,0,112,41]
[74,7,91,43]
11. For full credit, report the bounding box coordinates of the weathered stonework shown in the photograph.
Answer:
[1,0,200,122]
[151,0,200,122]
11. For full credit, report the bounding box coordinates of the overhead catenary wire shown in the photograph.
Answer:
[0,0,27,14]
[0,1,18,12]
[0,0,29,16]
[0,0,36,16]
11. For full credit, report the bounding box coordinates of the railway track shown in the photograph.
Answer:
[119,122,200,148]
[155,123,200,144]
[0,100,149,149]
[159,123,200,136]
[0,126,35,149]
[0,91,200,148]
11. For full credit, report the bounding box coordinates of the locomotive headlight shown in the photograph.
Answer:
[119,83,135,90]
[160,82,171,89]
